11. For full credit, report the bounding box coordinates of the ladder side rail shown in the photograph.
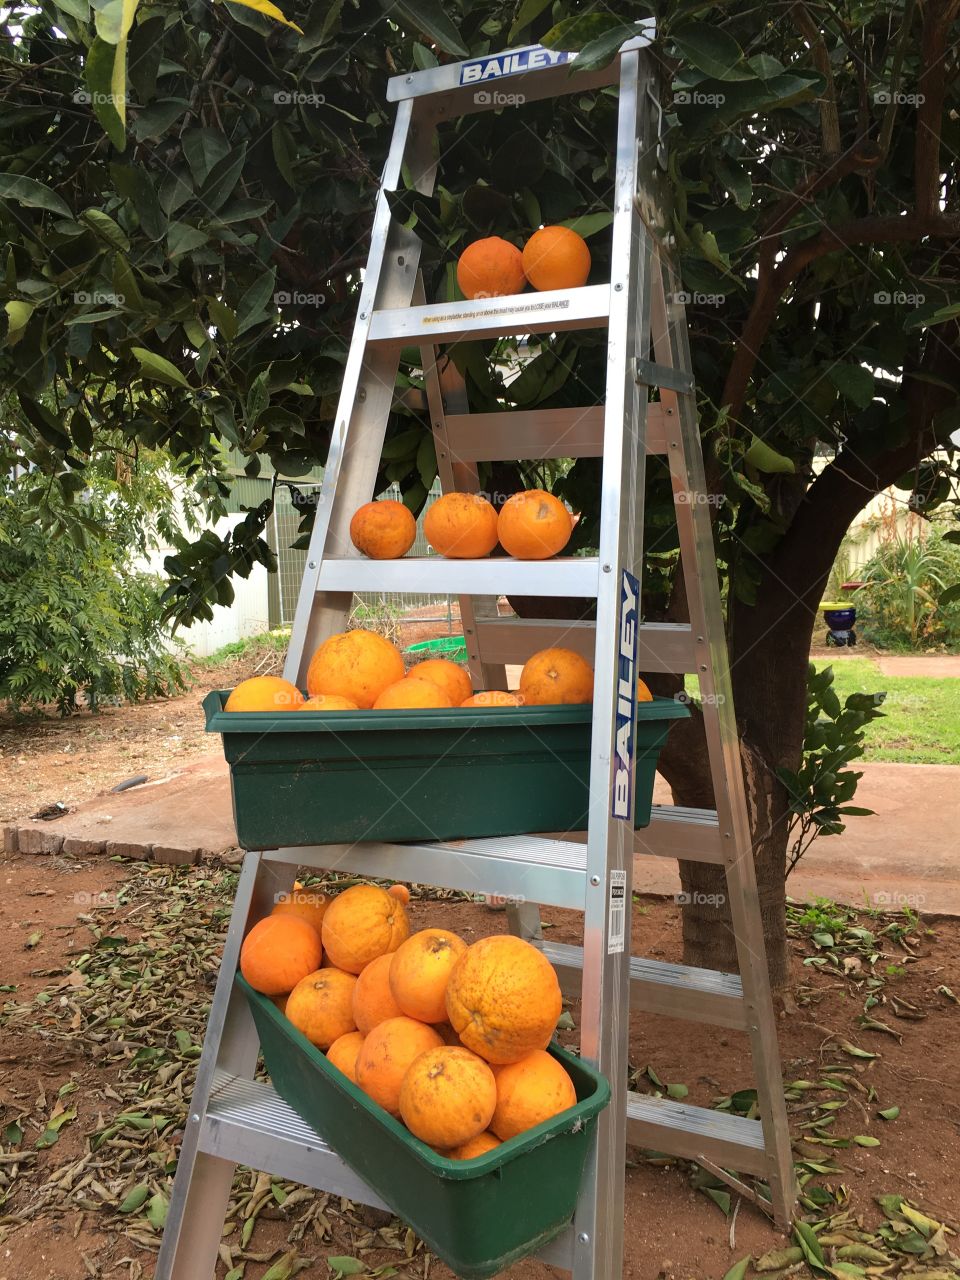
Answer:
[415,278,508,691]
[650,250,797,1223]
[283,97,436,686]
[572,47,650,1280]
[156,854,299,1280]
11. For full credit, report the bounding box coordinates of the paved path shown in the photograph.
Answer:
[635,763,960,915]
[6,751,957,915]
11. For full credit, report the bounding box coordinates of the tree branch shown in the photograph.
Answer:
[791,2,842,158]
[915,0,960,218]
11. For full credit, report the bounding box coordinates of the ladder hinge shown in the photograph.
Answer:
[634,359,694,394]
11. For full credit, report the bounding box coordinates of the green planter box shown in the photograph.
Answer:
[239,975,610,1279]
[205,691,687,848]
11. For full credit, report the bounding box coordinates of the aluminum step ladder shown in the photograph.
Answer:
[156,31,797,1280]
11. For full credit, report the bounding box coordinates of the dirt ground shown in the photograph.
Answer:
[0,845,957,1280]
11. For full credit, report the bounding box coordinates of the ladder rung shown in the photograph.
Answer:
[641,806,726,864]
[368,283,610,345]
[317,556,600,598]
[626,1091,767,1174]
[541,941,748,1030]
[472,618,696,672]
[268,837,590,911]
[202,1072,391,1206]
[442,404,670,462]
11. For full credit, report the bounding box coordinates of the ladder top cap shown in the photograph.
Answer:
[386,27,657,102]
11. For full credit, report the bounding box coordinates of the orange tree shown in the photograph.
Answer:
[2,0,959,983]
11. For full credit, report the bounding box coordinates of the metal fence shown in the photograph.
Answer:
[270,479,457,628]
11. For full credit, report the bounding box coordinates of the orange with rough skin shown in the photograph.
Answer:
[389,928,467,1024]
[460,691,521,708]
[407,658,472,707]
[240,914,323,996]
[497,490,572,560]
[490,1049,577,1139]
[399,1046,498,1148]
[225,675,304,713]
[519,647,594,706]
[271,888,329,938]
[326,1029,365,1084]
[285,968,358,1049]
[299,693,360,711]
[423,493,499,559]
[447,1130,502,1160]
[373,677,453,710]
[637,677,653,702]
[457,236,526,299]
[321,884,410,975]
[388,884,411,905]
[445,935,563,1064]
[355,1017,444,1116]
[352,953,404,1035]
[350,499,417,560]
[522,225,591,292]
[306,628,405,708]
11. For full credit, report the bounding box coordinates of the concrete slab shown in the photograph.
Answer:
[10,756,237,864]
[635,763,960,915]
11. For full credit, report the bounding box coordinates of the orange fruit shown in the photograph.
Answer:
[300,694,360,711]
[271,888,329,938]
[240,914,323,996]
[321,883,410,974]
[327,1029,365,1084]
[224,675,304,712]
[519,647,593,705]
[490,1050,577,1139]
[388,884,411,905]
[286,968,358,1049]
[447,1130,502,1160]
[355,1017,444,1116]
[445,935,563,1064]
[522,226,591,291]
[399,1046,498,1148]
[353,953,404,1035]
[457,236,526,299]
[460,691,521,708]
[423,492,499,559]
[389,928,468,1024]
[435,1021,463,1046]
[350,499,417,560]
[306,628,405,708]
[497,490,572,560]
[373,677,453,710]
[408,658,472,707]
[637,678,653,702]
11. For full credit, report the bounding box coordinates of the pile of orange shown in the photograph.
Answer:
[239,882,578,1156]
[456,226,591,299]
[224,637,602,713]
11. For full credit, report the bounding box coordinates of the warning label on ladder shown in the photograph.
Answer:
[608,870,627,954]
[611,568,640,821]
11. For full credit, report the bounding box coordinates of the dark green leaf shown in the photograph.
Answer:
[0,172,71,218]
[380,0,468,57]
[669,23,750,81]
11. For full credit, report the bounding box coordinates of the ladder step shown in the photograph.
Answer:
[626,1091,767,1175]
[201,1072,391,1207]
[540,940,748,1030]
[269,836,590,911]
[442,404,670,462]
[473,618,697,672]
[368,283,610,345]
[317,556,599,598]
[203,1071,576,1268]
[642,805,726,864]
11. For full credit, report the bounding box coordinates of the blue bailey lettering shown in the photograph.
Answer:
[612,569,640,820]
[459,48,574,86]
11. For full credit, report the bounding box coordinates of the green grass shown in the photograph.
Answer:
[200,627,291,667]
[825,657,960,764]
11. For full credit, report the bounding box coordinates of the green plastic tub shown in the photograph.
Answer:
[205,691,687,848]
[239,974,610,1279]
[405,635,467,662]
